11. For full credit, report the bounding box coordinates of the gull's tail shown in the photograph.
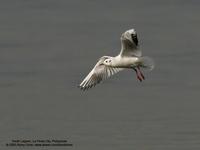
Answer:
[138,56,155,71]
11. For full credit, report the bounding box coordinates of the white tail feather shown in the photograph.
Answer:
[139,56,155,71]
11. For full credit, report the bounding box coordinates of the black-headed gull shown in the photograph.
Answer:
[79,29,154,90]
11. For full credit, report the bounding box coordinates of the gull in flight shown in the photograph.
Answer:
[79,29,154,90]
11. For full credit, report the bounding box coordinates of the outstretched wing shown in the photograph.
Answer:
[79,56,123,90]
[119,33,142,57]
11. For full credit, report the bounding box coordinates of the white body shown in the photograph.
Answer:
[110,55,139,68]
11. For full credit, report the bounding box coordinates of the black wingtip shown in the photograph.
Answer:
[78,85,87,91]
[131,34,138,46]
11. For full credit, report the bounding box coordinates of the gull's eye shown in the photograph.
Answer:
[105,61,108,63]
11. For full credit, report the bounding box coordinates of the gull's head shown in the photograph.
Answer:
[121,28,138,46]
[103,58,112,66]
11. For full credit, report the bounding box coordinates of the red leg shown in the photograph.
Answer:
[134,68,142,82]
[137,67,145,80]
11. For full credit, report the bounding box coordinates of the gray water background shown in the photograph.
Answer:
[0,0,200,149]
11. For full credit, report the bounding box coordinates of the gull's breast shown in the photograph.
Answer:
[113,56,139,68]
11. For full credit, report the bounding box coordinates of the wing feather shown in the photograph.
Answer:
[79,56,123,90]
[119,32,142,57]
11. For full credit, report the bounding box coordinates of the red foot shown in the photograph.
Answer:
[134,67,145,82]
[137,74,142,82]
[137,67,145,80]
